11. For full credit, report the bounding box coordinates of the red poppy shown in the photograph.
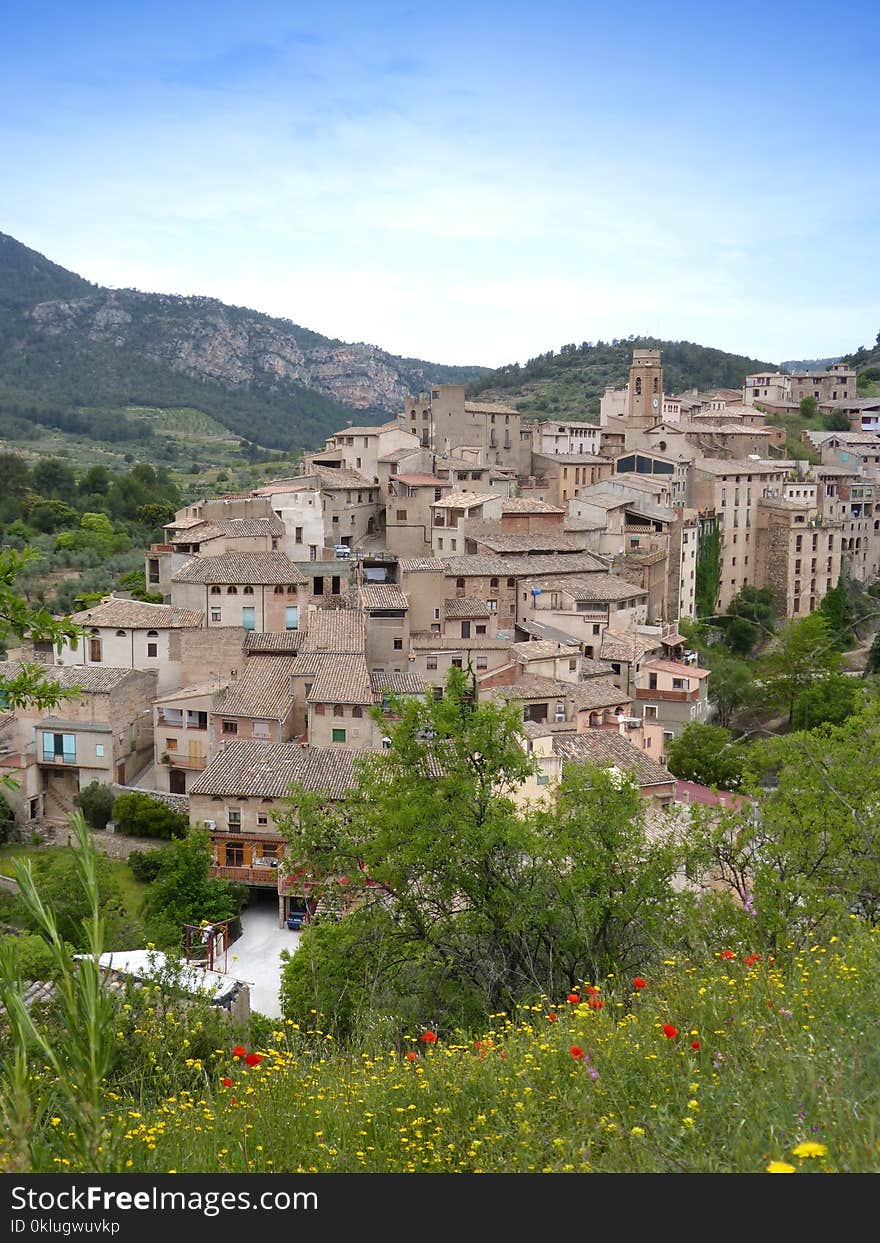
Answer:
[662,1024,679,1040]
[244,1053,263,1067]
[405,1051,418,1061]
[339,876,350,886]
[232,1045,247,1058]
[569,1045,585,1060]
[632,977,648,990]
[546,1012,558,1022]
[221,1077,234,1088]
[566,992,581,1004]
[588,999,604,1010]
[419,1031,438,1044]
[584,985,600,995]
[691,1041,701,1051]
[720,950,737,960]
[743,953,762,967]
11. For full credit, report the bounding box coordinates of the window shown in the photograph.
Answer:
[95,743,105,757]
[397,509,407,521]
[147,642,158,657]
[285,606,299,630]
[487,600,497,612]
[476,657,488,670]
[507,578,516,587]
[242,607,255,631]
[313,576,324,596]
[333,704,345,718]
[222,720,238,735]
[257,812,269,827]
[672,678,686,690]
[227,585,238,595]
[452,658,463,669]
[314,703,325,715]
[115,629,126,638]
[426,656,438,670]
[352,705,363,718]
[210,608,221,623]
[536,774,550,786]
[210,585,222,595]
[593,624,601,635]
[253,721,271,739]
[42,733,76,764]
[644,705,658,719]
[295,526,303,542]
[331,728,347,744]
[490,578,499,589]
[227,808,241,828]
[476,624,487,635]
[393,638,403,651]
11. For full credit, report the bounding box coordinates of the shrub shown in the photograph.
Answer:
[113,792,189,840]
[0,931,71,981]
[127,849,164,883]
[74,781,116,830]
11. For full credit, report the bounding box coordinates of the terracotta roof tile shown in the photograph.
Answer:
[190,739,358,799]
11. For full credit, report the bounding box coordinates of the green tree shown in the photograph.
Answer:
[276,669,683,1033]
[799,395,819,419]
[695,523,721,620]
[14,851,131,949]
[0,547,82,710]
[74,781,116,830]
[685,702,880,949]
[790,673,862,730]
[760,612,840,724]
[29,500,78,533]
[113,792,189,839]
[666,722,747,790]
[31,458,76,503]
[142,829,245,951]
[866,629,880,675]
[705,651,756,728]
[824,408,851,432]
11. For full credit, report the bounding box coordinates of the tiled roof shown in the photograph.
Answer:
[71,599,203,629]
[463,400,520,415]
[209,516,285,538]
[693,459,793,475]
[398,557,446,572]
[153,683,218,704]
[359,584,409,610]
[302,609,365,653]
[487,675,571,700]
[567,678,632,711]
[395,473,446,486]
[214,657,296,720]
[432,490,501,510]
[444,597,491,619]
[552,731,673,788]
[243,631,303,654]
[443,553,606,577]
[470,530,588,554]
[190,739,358,799]
[307,654,374,705]
[378,447,421,463]
[410,634,510,651]
[526,574,648,602]
[370,672,427,695]
[514,640,572,661]
[0,662,146,695]
[600,631,662,662]
[328,422,396,437]
[311,465,375,489]
[252,479,318,496]
[531,451,611,464]
[642,659,710,679]
[501,497,564,514]
[172,553,307,585]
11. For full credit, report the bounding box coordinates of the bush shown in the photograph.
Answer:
[113,792,189,840]
[74,781,116,830]
[0,931,71,981]
[127,849,164,883]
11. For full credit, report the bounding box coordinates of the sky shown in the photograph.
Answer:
[2,0,879,368]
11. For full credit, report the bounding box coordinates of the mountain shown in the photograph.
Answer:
[780,357,841,372]
[468,337,780,420]
[0,233,490,452]
[841,332,880,381]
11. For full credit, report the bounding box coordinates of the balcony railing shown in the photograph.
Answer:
[163,753,207,770]
[210,865,279,886]
[635,687,697,702]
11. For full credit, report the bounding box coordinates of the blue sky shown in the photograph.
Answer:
[2,0,878,366]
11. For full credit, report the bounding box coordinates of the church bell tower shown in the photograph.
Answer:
[627,349,663,429]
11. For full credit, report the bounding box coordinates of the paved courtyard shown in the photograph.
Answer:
[228,897,299,1018]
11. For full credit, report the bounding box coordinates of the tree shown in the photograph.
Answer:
[685,702,880,949]
[705,652,756,728]
[866,630,880,675]
[74,781,116,830]
[790,673,862,730]
[31,458,76,503]
[799,395,819,419]
[824,409,850,432]
[29,500,78,533]
[760,612,840,724]
[113,792,189,839]
[666,722,747,790]
[0,547,82,710]
[14,851,131,949]
[722,585,774,655]
[142,829,245,950]
[276,669,683,1033]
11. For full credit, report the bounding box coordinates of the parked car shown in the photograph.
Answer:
[334,545,352,559]
[286,910,306,931]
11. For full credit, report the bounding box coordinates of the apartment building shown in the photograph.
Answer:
[170,552,308,633]
[754,499,843,617]
[690,459,793,612]
[430,491,505,557]
[304,420,419,483]
[385,473,449,557]
[743,363,856,408]
[532,420,603,457]
[634,658,710,742]
[517,575,649,656]
[398,384,522,471]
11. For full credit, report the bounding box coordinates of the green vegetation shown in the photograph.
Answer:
[469,335,777,420]
[139,829,245,951]
[112,791,189,840]
[694,521,721,621]
[665,722,747,790]
[73,781,116,830]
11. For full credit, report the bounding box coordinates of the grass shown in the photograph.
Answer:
[0,843,148,918]
[8,922,880,1174]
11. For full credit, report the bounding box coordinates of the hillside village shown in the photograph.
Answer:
[2,347,879,932]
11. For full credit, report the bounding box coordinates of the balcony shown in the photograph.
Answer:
[210,865,279,887]
[635,687,698,703]
[163,752,207,770]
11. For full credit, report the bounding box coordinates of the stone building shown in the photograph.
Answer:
[170,552,309,634]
